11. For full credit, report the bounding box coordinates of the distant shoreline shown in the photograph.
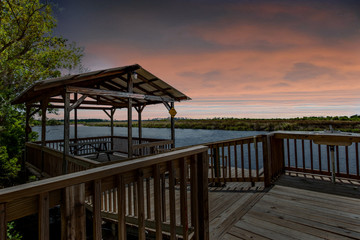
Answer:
[33,116,360,133]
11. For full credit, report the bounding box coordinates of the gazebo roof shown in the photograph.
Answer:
[12,64,191,108]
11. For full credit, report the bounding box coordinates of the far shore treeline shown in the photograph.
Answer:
[34,115,360,133]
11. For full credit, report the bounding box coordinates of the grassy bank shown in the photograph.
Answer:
[79,116,360,133]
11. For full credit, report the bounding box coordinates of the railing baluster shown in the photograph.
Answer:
[346,146,350,177]
[128,183,132,215]
[255,139,259,180]
[137,170,145,240]
[109,189,113,213]
[287,138,290,168]
[161,173,166,221]
[134,182,138,216]
[118,175,126,240]
[93,180,102,240]
[215,145,220,181]
[234,142,238,180]
[153,164,162,240]
[302,139,305,170]
[248,142,252,180]
[241,143,244,180]
[228,144,231,180]
[146,178,151,219]
[104,191,108,212]
[210,146,214,180]
[318,144,322,173]
[222,144,226,182]
[310,140,314,171]
[336,146,340,175]
[168,161,176,239]
[294,139,298,170]
[327,146,330,172]
[113,188,117,213]
[356,143,359,177]
[180,158,189,240]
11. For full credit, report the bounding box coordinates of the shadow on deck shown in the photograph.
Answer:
[212,173,360,240]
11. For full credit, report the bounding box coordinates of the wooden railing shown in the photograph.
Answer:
[132,139,173,156]
[204,135,270,185]
[25,142,98,176]
[0,146,209,240]
[272,132,360,180]
[35,136,172,156]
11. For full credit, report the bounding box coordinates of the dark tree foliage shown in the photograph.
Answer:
[0,0,84,188]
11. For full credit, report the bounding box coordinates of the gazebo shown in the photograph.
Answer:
[12,64,190,174]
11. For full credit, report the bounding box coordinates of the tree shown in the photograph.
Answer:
[0,0,84,187]
[0,0,83,97]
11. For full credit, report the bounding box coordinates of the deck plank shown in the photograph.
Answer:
[224,226,270,240]
[227,175,360,240]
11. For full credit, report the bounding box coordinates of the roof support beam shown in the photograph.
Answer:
[104,108,116,150]
[135,105,146,148]
[127,74,133,158]
[66,86,175,102]
[69,94,88,111]
[62,91,70,174]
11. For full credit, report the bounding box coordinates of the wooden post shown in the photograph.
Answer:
[262,136,271,187]
[153,165,162,240]
[74,93,78,143]
[41,101,47,146]
[128,73,133,158]
[0,203,6,240]
[39,192,49,240]
[74,184,86,240]
[93,180,102,240]
[61,186,76,240]
[180,158,189,239]
[269,135,285,178]
[62,91,70,174]
[111,109,115,150]
[170,102,175,148]
[41,100,47,172]
[190,155,199,240]
[25,105,31,143]
[197,151,209,240]
[168,161,176,239]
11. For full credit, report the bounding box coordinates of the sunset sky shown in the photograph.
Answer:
[50,0,360,120]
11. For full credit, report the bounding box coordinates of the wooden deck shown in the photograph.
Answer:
[210,173,360,240]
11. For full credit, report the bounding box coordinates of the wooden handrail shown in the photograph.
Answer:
[2,145,207,202]
[271,131,360,180]
[0,146,209,240]
[272,131,360,143]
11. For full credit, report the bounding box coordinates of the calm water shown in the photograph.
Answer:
[32,125,267,147]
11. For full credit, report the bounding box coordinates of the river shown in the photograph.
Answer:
[32,125,267,147]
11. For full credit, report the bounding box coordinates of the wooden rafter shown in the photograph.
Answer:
[136,74,177,99]
[66,86,175,102]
